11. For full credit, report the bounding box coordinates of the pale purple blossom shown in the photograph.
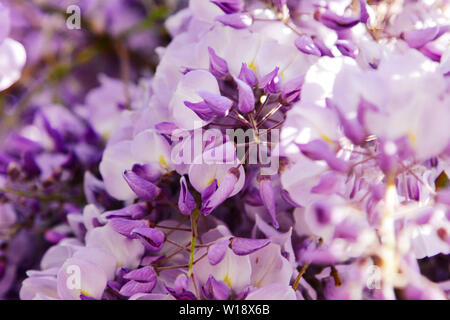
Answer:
[1,0,449,302]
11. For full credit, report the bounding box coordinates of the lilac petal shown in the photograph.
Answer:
[394,136,414,160]
[41,113,67,153]
[178,176,196,216]
[234,287,251,300]
[208,239,230,265]
[132,163,162,183]
[84,172,122,210]
[208,47,229,78]
[61,152,79,170]
[235,77,255,113]
[402,26,440,49]
[202,179,218,202]
[174,274,190,293]
[357,98,379,124]
[57,258,107,300]
[336,40,359,58]
[184,100,211,114]
[165,286,197,300]
[246,283,296,300]
[301,247,338,265]
[110,218,149,238]
[298,139,332,161]
[415,210,433,225]
[311,172,342,195]
[197,90,233,117]
[281,75,305,104]
[295,35,321,57]
[245,187,263,206]
[104,202,148,220]
[407,176,420,201]
[3,133,43,156]
[258,177,279,229]
[340,116,366,145]
[0,153,13,174]
[359,0,369,23]
[230,237,271,256]
[329,98,366,145]
[184,100,216,121]
[319,10,360,31]
[123,170,161,201]
[141,255,164,266]
[238,63,257,87]
[324,155,350,173]
[131,227,165,252]
[155,122,179,135]
[23,151,41,177]
[165,275,197,300]
[272,0,287,10]
[312,201,332,225]
[124,266,156,282]
[280,189,301,207]
[202,141,237,164]
[393,137,413,161]
[259,67,281,94]
[378,141,398,174]
[437,25,450,38]
[211,0,244,14]
[425,157,439,169]
[120,280,156,297]
[44,230,66,244]
[371,184,386,202]
[313,37,334,57]
[333,219,360,242]
[215,13,253,29]
[203,275,230,300]
[436,190,450,206]
[202,168,240,215]
[180,67,196,75]
[418,43,443,62]
[298,140,349,173]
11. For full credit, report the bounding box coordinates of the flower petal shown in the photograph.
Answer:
[230,237,271,256]
[123,170,161,201]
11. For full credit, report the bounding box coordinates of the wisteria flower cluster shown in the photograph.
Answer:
[0,0,449,300]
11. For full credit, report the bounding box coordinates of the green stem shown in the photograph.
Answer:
[188,209,199,276]
[0,187,63,202]
[0,187,84,204]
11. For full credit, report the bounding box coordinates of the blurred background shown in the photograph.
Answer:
[1,0,188,139]
[0,0,189,299]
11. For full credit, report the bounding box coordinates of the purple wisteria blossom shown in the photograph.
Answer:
[0,0,449,302]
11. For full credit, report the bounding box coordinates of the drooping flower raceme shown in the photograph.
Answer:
[2,0,450,300]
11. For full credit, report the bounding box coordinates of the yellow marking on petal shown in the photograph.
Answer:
[320,134,332,143]
[207,178,220,187]
[248,61,257,74]
[280,71,285,79]
[223,274,232,288]
[408,132,417,146]
[81,290,90,297]
[159,155,168,168]
[102,132,111,141]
